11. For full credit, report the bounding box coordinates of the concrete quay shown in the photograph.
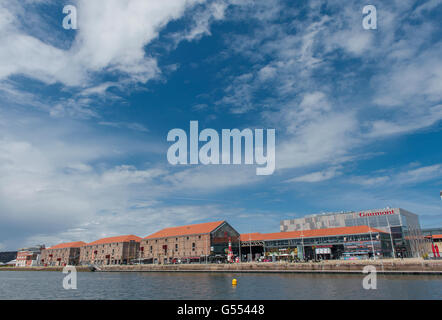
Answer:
[99,259,442,275]
[2,259,442,275]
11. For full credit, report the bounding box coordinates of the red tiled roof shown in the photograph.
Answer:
[87,235,141,246]
[144,221,225,239]
[425,234,442,240]
[48,241,86,249]
[240,225,386,242]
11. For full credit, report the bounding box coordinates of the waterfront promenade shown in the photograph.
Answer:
[2,259,442,274]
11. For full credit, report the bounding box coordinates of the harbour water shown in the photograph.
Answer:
[0,271,441,300]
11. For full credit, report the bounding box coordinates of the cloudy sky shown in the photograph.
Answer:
[0,0,441,250]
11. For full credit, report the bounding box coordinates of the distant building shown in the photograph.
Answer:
[140,221,240,264]
[80,235,140,265]
[280,208,425,258]
[0,251,17,264]
[422,229,442,258]
[15,246,45,267]
[241,225,392,261]
[40,241,86,266]
[422,227,442,237]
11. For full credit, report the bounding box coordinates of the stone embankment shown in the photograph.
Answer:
[100,259,442,275]
[2,259,442,274]
[0,266,92,272]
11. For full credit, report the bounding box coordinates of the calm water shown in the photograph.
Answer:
[0,271,441,300]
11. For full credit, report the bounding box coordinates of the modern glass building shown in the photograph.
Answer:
[240,226,393,261]
[280,208,426,258]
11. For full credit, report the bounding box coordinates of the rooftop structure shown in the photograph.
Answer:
[144,221,225,239]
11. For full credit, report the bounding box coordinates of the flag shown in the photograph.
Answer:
[440,191,442,200]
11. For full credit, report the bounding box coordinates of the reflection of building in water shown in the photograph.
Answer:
[280,208,426,258]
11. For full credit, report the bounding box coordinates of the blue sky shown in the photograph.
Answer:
[0,0,441,250]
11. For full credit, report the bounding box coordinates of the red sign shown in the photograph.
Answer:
[359,209,395,217]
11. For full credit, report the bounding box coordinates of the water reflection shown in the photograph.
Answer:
[0,271,441,300]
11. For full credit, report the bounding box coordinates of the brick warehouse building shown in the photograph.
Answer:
[140,221,240,264]
[80,235,140,265]
[40,241,85,266]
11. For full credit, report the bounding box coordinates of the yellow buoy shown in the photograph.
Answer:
[232,278,237,286]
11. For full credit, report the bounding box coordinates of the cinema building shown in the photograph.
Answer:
[140,221,240,264]
[280,208,425,258]
[40,241,85,266]
[80,235,140,265]
[240,226,392,261]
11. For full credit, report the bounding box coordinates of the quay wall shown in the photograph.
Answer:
[0,266,92,272]
[100,259,442,274]
[2,259,442,274]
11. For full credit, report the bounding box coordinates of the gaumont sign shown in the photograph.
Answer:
[359,209,395,217]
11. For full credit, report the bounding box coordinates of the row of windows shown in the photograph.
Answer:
[145,235,203,244]
[345,215,401,228]
[265,234,383,247]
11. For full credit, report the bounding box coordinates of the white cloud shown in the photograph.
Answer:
[214,0,442,174]
[0,110,266,249]
[396,164,442,185]
[277,111,358,170]
[365,105,442,138]
[350,164,442,187]
[0,0,205,87]
[170,0,228,43]
[373,44,442,108]
[98,121,149,132]
[165,165,261,192]
[285,166,342,183]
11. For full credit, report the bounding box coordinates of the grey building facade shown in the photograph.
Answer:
[281,208,426,258]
